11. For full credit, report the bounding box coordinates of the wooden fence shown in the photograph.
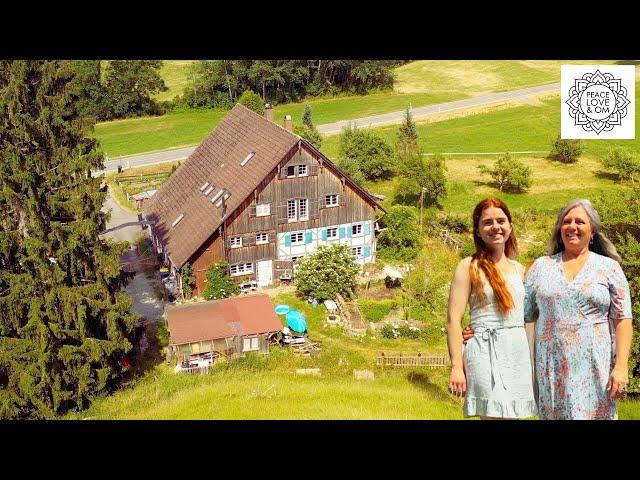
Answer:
[376,352,449,369]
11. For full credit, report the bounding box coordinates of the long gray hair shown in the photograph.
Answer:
[547,199,622,262]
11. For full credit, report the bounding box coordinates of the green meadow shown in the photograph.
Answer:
[82,62,640,420]
[93,60,626,159]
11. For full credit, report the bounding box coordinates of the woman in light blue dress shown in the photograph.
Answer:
[447,198,537,419]
[523,199,633,419]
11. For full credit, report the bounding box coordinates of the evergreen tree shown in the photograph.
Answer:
[302,104,314,129]
[394,153,447,208]
[396,105,418,164]
[69,60,106,121]
[0,61,137,419]
[294,104,322,149]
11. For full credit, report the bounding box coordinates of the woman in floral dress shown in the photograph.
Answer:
[523,199,633,419]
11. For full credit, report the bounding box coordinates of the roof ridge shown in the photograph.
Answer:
[233,102,302,140]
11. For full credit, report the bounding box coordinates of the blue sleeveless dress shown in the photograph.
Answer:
[463,263,538,418]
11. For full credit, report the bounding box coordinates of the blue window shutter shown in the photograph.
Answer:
[305,231,312,244]
[364,222,371,235]
[347,226,352,238]
[285,234,291,247]
[321,229,328,241]
[339,227,346,239]
[364,246,371,258]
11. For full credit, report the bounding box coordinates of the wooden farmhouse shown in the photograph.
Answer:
[143,103,384,298]
[166,294,282,362]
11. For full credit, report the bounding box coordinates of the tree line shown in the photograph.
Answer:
[69,60,405,122]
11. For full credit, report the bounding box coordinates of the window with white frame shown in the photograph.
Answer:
[287,200,297,221]
[352,246,363,258]
[352,224,363,236]
[291,232,304,244]
[291,255,305,263]
[299,198,309,220]
[256,232,268,245]
[287,199,309,222]
[325,194,339,207]
[287,165,296,177]
[230,262,253,276]
[298,164,308,176]
[256,203,270,217]
[327,227,338,239]
[243,336,259,351]
[229,236,242,248]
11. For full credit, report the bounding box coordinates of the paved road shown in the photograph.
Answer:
[98,82,560,174]
[100,192,165,324]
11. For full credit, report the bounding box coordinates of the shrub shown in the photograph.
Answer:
[181,262,195,300]
[202,261,240,300]
[237,90,265,116]
[338,124,394,180]
[377,205,421,261]
[601,148,640,183]
[294,244,360,301]
[550,135,584,163]
[478,153,532,192]
[359,299,398,323]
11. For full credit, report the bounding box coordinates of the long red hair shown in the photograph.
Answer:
[469,198,518,315]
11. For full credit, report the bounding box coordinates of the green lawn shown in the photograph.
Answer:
[321,81,640,159]
[94,109,228,159]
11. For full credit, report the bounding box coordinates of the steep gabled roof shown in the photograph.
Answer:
[143,103,384,269]
[143,104,299,268]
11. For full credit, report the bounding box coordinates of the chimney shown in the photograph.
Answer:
[284,115,293,132]
[265,103,274,122]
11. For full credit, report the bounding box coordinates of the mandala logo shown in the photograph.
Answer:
[565,69,631,135]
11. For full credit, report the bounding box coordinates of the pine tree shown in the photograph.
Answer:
[0,61,138,419]
[302,104,314,129]
[396,105,419,164]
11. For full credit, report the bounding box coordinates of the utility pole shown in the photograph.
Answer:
[419,187,426,232]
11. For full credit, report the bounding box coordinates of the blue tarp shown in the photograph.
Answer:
[285,309,307,333]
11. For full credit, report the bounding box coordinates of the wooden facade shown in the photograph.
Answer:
[186,143,378,297]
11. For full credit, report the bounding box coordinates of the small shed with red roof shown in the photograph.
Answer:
[166,294,282,361]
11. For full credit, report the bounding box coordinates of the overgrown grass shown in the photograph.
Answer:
[154,60,195,103]
[394,60,619,94]
[106,174,139,213]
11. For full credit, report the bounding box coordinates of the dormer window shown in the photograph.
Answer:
[200,182,210,192]
[203,185,214,196]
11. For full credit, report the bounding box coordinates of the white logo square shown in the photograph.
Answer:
[561,65,635,139]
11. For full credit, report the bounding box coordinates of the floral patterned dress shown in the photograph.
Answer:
[524,252,632,420]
